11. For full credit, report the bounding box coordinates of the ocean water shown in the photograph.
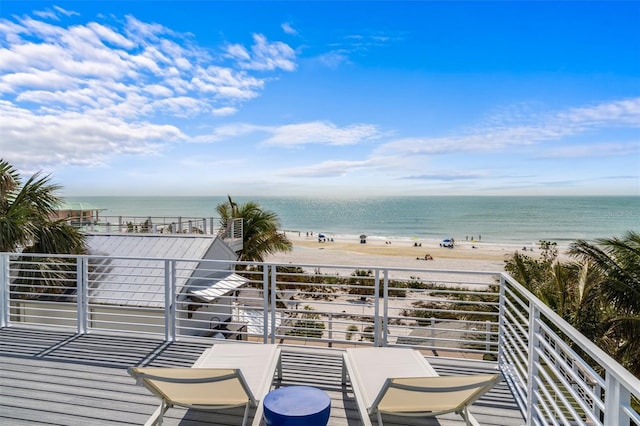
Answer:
[66,196,639,246]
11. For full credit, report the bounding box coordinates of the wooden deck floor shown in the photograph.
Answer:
[0,327,524,426]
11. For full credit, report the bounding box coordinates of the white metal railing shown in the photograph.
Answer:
[499,274,640,426]
[65,215,243,238]
[0,252,638,425]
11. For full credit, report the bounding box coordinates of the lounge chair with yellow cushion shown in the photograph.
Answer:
[342,347,501,426]
[129,343,281,426]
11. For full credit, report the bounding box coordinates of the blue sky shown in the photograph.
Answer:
[1,1,639,197]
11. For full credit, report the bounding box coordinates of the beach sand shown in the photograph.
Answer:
[266,233,538,273]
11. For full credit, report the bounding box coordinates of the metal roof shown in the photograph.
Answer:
[188,273,248,302]
[55,202,105,211]
[87,234,235,308]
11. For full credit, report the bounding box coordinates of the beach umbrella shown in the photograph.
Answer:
[318,233,326,238]
[359,234,367,239]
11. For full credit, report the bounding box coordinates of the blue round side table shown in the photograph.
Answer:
[263,385,331,426]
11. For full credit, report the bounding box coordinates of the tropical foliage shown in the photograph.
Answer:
[216,196,292,262]
[0,159,86,255]
[504,232,640,376]
[570,232,640,376]
[286,305,325,338]
[0,159,87,300]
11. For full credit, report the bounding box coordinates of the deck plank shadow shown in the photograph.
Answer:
[0,327,523,426]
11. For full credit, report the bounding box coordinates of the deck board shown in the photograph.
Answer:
[0,327,523,425]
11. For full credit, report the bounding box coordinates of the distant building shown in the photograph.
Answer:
[13,233,250,339]
[52,202,104,225]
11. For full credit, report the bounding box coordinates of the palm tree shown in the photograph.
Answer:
[504,242,614,356]
[570,232,640,375]
[0,159,87,299]
[0,159,86,254]
[216,196,292,263]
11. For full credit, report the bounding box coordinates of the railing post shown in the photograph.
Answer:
[0,254,8,328]
[328,313,333,347]
[525,303,541,426]
[604,372,628,426]
[430,317,436,348]
[268,265,275,344]
[178,217,182,233]
[210,218,214,235]
[77,257,89,334]
[485,320,491,353]
[373,269,381,346]
[164,260,176,342]
[497,275,507,367]
[382,269,389,346]
[202,218,207,234]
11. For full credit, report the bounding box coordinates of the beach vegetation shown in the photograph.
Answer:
[216,196,292,263]
[360,325,375,342]
[569,231,640,376]
[505,233,640,377]
[0,159,87,299]
[286,305,324,338]
[347,269,407,297]
[346,324,358,341]
[406,276,436,290]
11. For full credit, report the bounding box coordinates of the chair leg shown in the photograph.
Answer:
[145,400,171,426]
[241,403,250,426]
[159,400,169,425]
[277,357,283,381]
[377,412,384,425]
[341,359,347,385]
[251,401,265,426]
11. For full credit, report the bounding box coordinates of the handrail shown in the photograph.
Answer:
[0,252,638,425]
[501,273,640,394]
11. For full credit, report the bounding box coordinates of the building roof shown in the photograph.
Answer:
[55,202,105,211]
[87,234,238,308]
[88,233,216,259]
[188,273,248,302]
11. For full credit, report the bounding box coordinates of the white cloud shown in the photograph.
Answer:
[317,51,350,69]
[53,6,79,17]
[558,98,640,127]
[199,122,264,143]
[211,106,238,116]
[226,34,296,71]
[280,159,369,177]
[196,120,382,147]
[537,142,640,159]
[87,22,136,49]
[281,22,298,35]
[0,10,297,171]
[375,97,640,157]
[33,10,60,21]
[402,171,489,181]
[0,101,184,168]
[263,121,381,147]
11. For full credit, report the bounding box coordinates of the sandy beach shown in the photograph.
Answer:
[266,233,549,273]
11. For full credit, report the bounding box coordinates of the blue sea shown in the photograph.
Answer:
[65,196,639,246]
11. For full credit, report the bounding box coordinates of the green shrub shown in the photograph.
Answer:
[346,324,358,341]
[286,305,325,339]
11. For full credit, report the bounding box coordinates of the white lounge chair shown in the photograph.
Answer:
[129,343,281,426]
[342,347,501,426]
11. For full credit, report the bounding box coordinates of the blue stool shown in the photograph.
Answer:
[263,385,331,426]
